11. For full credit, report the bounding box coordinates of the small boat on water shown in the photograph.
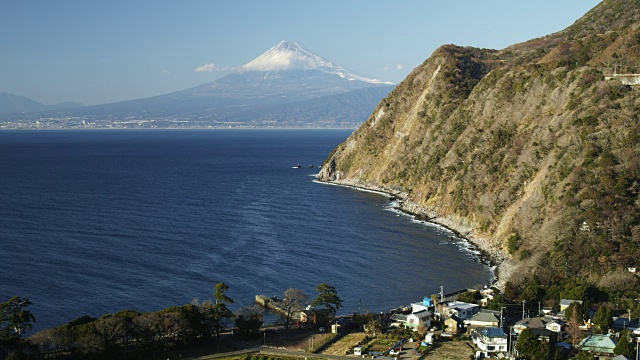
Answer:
[292,164,302,169]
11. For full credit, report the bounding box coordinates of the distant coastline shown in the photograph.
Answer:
[314,178,509,289]
[0,126,360,131]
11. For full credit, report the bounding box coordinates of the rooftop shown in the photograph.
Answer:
[411,310,432,317]
[391,314,407,322]
[560,299,584,306]
[516,317,548,329]
[447,301,479,310]
[479,327,507,338]
[577,335,617,354]
[468,311,500,323]
[530,327,555,339]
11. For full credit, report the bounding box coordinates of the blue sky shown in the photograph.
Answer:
[1,0,601,105]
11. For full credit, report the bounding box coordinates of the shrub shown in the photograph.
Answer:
[507,233,521,255]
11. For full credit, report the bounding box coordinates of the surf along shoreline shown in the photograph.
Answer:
[313,178,513,290]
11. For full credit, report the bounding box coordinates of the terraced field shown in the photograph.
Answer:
[321,332,369,356]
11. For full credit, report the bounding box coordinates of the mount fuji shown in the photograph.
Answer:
[241,41,390,84]
[7,41,395,128]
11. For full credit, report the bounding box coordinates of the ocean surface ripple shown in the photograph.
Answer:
[0,129,493,330]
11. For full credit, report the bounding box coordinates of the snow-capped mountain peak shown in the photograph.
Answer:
[242,41,392,85]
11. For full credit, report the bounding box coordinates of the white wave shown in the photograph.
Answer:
[312,180,392,197]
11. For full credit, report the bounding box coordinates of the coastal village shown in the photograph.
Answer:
[243,283,640,360]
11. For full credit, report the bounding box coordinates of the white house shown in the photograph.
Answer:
[411,296,433,313]
[411,302,430,314]
[545,320,564,333]
[479,288,495,307]
[391,310,432,330]
[514,317,547,334]
[447,301,480,320]
[472,327,508,353]
[406,310,432,330]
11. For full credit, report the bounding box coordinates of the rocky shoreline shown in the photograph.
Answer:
[314,178,514,290]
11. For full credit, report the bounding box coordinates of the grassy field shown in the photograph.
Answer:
[423,340,475,360]
[321,332,369,355]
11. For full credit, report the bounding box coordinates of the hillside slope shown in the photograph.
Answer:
[318,0,640,292]
[0,92,83,114]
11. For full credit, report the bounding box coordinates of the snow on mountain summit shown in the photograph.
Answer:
[242,41,392,85]
[242,41,328,71]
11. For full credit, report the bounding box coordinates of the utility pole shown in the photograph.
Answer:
[440,286,444,303]
[509,326,512,358]
[522,300,526,320]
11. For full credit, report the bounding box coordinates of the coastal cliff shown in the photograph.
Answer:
[319,0,640,292]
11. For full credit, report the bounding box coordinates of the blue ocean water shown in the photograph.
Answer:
[0,129,493,330]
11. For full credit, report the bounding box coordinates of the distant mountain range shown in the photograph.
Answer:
[0,92,84,114]
[2,41,394,128]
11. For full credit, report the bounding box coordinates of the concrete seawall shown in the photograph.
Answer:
[256,295,304,321]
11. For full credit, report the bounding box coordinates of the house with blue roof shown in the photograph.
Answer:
[613,317,639,332]
[472,327,508,353]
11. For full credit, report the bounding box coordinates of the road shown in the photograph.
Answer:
[189,342,425,360]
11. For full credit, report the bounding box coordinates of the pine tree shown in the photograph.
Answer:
[592,307,612,334]
[311,283,343,315]
[614,330,635,358]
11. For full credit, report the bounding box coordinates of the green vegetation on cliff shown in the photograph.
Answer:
[319,0,640,300]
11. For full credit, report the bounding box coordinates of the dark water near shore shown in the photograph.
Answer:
[0,129,493,330]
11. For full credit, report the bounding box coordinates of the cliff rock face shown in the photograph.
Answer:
[318,0,640,289]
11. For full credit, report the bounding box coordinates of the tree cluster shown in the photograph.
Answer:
[1,297,36,359]
[2,282,345,359]
[514,328,553,360]
[1,282,240,360]
[277,283,343,331]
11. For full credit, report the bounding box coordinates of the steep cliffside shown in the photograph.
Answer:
[319,0,640,291]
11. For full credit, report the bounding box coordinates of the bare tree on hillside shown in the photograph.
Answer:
[280,288,308,330]
[566,312,584,346]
